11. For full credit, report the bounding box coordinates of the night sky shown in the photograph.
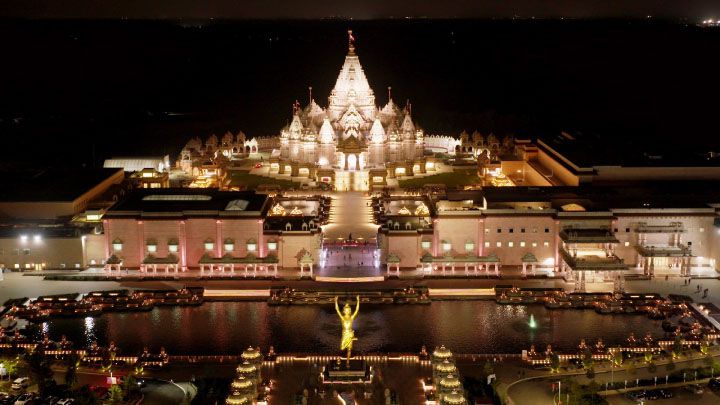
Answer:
[1,0,718,20]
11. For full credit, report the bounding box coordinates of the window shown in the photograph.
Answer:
[497,228,502,233]
[22,249,30,255]
[496,242,502,248]
[520,241,526,247]
[112,238,123,252]
[533,228,538,233]
[224,239,235,252]
[687,241,692,246]
[700,227,705,232]
[624,241,630,247]
[508,242,514,247]
[204,239,215,251]
[509,228,514,233]
[168,242,179,253]
[267,241,278,250]
[146,242,157,253]
[532,242,538,247]
[484,228,490,234]
[442,241,452,252]
[520,228,526,233]
[465,241,475,251]
[421,241,432,250]
[543,241,549,247]
[544,228,550,233]
[625,228,630,233]
[484,241,490,248]
[246,239,257,252]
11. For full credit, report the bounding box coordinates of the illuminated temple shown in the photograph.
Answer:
[270,31,432,190]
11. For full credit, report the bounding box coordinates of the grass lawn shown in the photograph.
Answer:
[398,169,480,189]
[227,171,299,190]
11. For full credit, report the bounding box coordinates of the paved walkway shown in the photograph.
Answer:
[322,191,377,241]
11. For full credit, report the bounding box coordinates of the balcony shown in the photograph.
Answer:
[635,244,691,257]
[560,248,628,271]
[635,222,685,234]
[559,228,619,244]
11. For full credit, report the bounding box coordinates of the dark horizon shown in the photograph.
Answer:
[1,0,719,20]
[1,18,719,168]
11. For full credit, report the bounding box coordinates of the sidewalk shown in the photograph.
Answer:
[499,347,720,405]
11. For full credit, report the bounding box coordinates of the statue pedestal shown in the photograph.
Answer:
[323,358,371,383]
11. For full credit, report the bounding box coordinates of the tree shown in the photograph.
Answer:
[644,352,653,363]
[611,351,623,367]
[24,349,53,397]
[64,353,80,388]
[107,385,123,404]
[582,348,594,370]
[648,361,657,373]
[1,357,19,379]
[482,361,495,377]
[700,342,709,355]
[550,354,560,373]
[672,336,684,359]
[586,366,595,379]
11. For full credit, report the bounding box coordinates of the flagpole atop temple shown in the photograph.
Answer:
[348,29,356,55]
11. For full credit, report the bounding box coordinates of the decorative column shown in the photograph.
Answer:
[215,220,223,258]
[432,219,440,257]
[179,220,187,271]
[554,220,560,272]
[478,218,485,256]
[137,220,144,269]
[258,219,265,258]
[103,219,111,261]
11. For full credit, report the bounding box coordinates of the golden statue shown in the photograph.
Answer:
[335,295,360,362]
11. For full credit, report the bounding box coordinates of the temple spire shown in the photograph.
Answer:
[348,29,356,55]
[308,86,313,104]
[388,86,392,103]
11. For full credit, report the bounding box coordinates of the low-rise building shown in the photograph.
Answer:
[101,189,324,271]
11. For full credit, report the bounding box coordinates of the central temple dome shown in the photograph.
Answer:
[272,31,430,189]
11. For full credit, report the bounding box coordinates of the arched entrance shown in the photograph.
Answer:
[347,154,357,171]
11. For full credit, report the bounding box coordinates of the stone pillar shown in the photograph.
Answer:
[215,220,223,258]
[137,220,145,269]
[178,220,187,271]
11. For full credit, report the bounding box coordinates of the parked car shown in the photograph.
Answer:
[645,390,661,400]
[685,384,704,395]
[625,390,646,402]
[56,399,75,405]
[13,393,34,405]
[709,377,720,391]
[254,163,263,168]
[10,378,29,391]
[658,389,674,398]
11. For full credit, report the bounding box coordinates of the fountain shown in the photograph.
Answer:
[528,314,537,329]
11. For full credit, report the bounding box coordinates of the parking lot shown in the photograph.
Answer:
[606,386,720,404]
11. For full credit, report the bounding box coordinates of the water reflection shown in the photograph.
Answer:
[83,316,96,347]
[40,302,667,355]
